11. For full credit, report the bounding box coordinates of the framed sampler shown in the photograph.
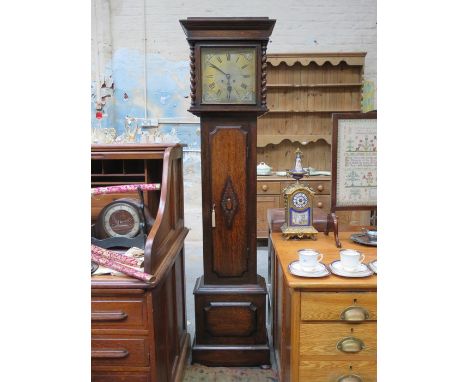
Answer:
[331,112,377,211]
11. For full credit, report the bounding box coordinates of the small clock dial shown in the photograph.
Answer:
[292,192,309,209]
[103,203,141,238]
[201,47,256,104]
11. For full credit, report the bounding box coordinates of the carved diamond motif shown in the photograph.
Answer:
[220,176,239,229]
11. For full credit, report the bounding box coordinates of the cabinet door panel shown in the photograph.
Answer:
[257,196,280,238]
[210,126,248,278]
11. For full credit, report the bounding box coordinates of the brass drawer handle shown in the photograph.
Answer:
[262,184,268,191]
[337,375,362,382]
[317,201,323,208]
[337,337,365,353]
[317,184,324,192]
[91,349,129,359]
[340,306,370,322]
[92,311,128,322]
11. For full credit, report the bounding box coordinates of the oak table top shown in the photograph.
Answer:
[270,232,377,291]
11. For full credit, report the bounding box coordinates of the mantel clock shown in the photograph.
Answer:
[180,17,275,367]
[281,148,319,240]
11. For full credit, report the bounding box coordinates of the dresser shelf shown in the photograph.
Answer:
[267,83,362,88]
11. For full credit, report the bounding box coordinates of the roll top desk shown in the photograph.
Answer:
[91,144,189,382]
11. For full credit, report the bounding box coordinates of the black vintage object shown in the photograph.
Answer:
[180,17,275,366]
[92,188,155,249]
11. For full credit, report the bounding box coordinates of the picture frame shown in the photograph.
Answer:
[331,111,377,211]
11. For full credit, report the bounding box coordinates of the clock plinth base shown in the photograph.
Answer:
[192,340,270,367]
[281,223,318,240]
[192,275,270,367]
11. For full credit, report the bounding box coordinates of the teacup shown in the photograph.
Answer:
[362,228,377,242]
[340,249,365,272]
[298,249,323,272]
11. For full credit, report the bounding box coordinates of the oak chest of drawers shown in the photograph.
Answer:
[257,176,331,238]
[270,232,377,381]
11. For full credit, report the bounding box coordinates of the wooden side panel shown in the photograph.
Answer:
[210,126,248,278]
[92,372,151,382]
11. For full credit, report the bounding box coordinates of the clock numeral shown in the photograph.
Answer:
[236,56,240,63]
[209,82,215,89]
[242,74,250,78]
[216,89,221,96]
[241,83,248,90]
[216,56,222,63]
[226,53,230,61]
[207,74,214,78]
[235,88,240,97]
[241,64,248,69]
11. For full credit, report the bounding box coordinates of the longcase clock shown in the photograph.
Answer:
[180,17,275,366]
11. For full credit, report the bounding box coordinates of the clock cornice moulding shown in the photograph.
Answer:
[180,17,276,41]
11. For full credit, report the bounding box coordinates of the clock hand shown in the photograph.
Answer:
[226,73,232,100]
[209,63,228,76]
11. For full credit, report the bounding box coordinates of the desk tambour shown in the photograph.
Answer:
[270,232,377,382]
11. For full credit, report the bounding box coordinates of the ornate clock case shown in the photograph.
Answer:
[180,17,275,366]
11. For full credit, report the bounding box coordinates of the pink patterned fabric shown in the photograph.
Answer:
[91,183,160,195]
[91,252,155,283]
[91,244,140,267]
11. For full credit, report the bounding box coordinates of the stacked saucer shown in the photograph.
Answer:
[329,260,373,278]
[288,260,330,278]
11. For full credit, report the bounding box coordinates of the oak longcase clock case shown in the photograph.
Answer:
[180,17,275,366]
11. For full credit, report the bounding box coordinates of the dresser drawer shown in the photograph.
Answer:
[91,337,150,367]
[300,323,376,358]
[299,360,376,382]
[92,372,151,382]
[313,195,331,210]
[301,292,377,322]
[92,296,147,330]
[303,180,331,195]
[257,181,281,194]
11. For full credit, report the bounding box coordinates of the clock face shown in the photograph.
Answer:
[292,192,309,209]
[201,47,256,104]
[102,202,141,238]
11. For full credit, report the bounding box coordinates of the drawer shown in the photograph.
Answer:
[300,322,376,358]
[299,360,376,382]
[303,180,331,195]
[257,181,281,194]
[301,292,377,321]
[91,337,150,367]
[92,372,151,382]
[313,195,331,211]
[92,296,147,330]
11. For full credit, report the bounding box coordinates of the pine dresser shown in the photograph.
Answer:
[270,232,377,382]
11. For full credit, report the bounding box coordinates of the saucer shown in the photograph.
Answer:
[289,260,330,278]
[329,260,373,278]
[368,260,377,274]
[350,233,377,247]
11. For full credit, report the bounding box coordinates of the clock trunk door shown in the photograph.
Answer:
[201,115,257,284]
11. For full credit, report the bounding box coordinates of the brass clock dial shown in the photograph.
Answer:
[201,47,256,104]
